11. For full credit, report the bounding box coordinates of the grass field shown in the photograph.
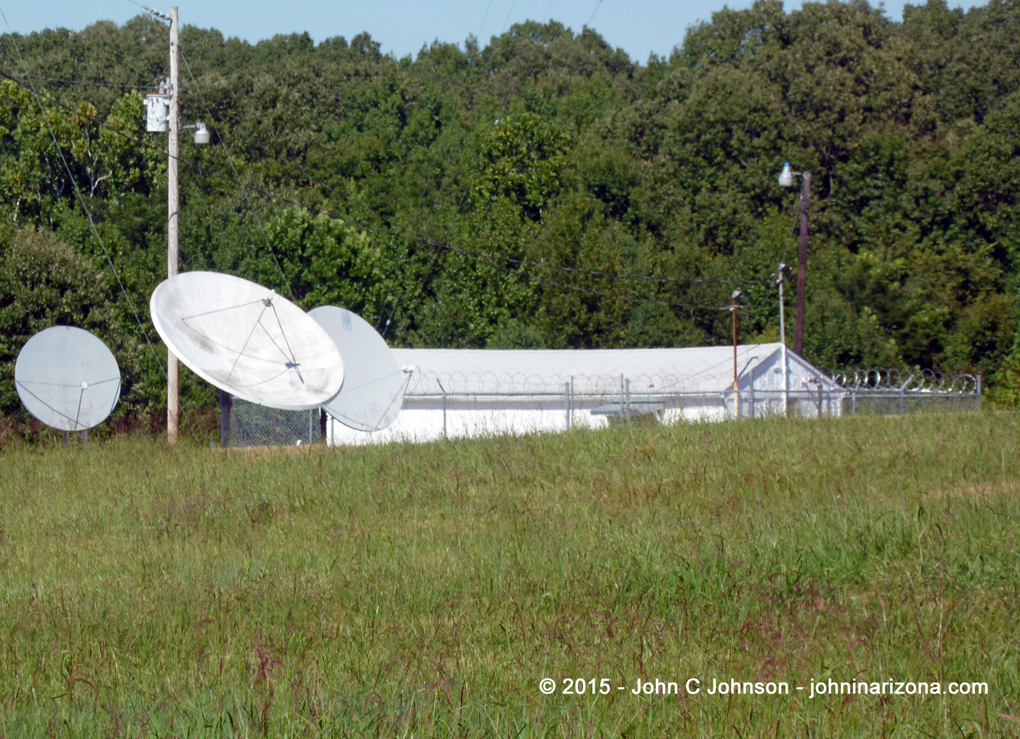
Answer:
[0,412,1018,737]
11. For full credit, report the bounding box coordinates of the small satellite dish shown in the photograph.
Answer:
[15,326,121,431]
[309,306,407,431]
[150,272,343,410]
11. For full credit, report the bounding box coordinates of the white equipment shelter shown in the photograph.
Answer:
[327,342,841,446]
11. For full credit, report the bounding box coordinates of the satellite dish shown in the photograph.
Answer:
[309,306,407,431]
[15,326,121,431]
[150,272,343,410]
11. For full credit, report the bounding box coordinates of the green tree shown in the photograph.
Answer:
[0,228,119,415]
[259,207,391,318]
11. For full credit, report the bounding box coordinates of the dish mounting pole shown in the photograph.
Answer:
[167,6,180,444]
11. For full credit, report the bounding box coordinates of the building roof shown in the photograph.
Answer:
[391,343,828,397]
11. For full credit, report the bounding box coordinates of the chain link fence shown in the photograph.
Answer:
[223,395,323,448]
[831,369,981,416]
[222,368,982,447]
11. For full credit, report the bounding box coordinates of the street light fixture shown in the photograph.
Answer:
[778,162,795,188]
[193,121,210,145]
[778,162,811,357]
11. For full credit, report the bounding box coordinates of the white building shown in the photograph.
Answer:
[328,342,842,446]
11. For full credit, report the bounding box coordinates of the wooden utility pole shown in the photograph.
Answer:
[793,171,810,357]
[167,7,180,444]
[778,263,789,417]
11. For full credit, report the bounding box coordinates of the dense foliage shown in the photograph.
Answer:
[1,0,1018,421]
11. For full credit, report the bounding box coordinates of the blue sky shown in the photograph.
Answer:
[1,0,987,64]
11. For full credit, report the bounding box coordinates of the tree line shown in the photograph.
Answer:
[1,0,1018,426]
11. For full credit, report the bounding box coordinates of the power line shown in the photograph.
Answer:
[501,1,519,36]
[0,9,198,440]
[490,266,735,312]
[160,14,740,313]
[179,49,295,300]
[0,65,766,314]
[159,25,754,289]
[478,0,496,44]
[126,0,170,24]
[0,72,152,90]
[440,241,769,285]
[379,0,536,336]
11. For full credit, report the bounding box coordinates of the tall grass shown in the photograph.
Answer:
[0,412,1018,737]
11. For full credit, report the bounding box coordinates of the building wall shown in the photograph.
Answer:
[326,347,843,446]
[328,394,743,446]
[329,407,610,445]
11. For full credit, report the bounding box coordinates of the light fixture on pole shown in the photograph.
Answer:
[144,6,210,444]
[181,121,211,145]
[778,162,811,357]
[193,121,210,145]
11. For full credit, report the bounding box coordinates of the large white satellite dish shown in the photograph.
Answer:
[150,272,344,410]
[309,306,407,431]
[15,326,121,431]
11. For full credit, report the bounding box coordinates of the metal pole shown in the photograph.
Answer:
[569,376,575,429]
[218,390,232,447]
[794,172,810,357]
[620,374,625,420]
[437,379,447,439]
[732,292,740,418]
[567,383,575,430]
[167,7,180,445]
[778,263,788,417]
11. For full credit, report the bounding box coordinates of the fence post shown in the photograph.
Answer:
[977,374,982,410]
[625,378,631,420]
[619,374,625,421]
[565,381,571,431]
[219,389,232,448]
[437,379,448,440]
[570,376,575,429]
